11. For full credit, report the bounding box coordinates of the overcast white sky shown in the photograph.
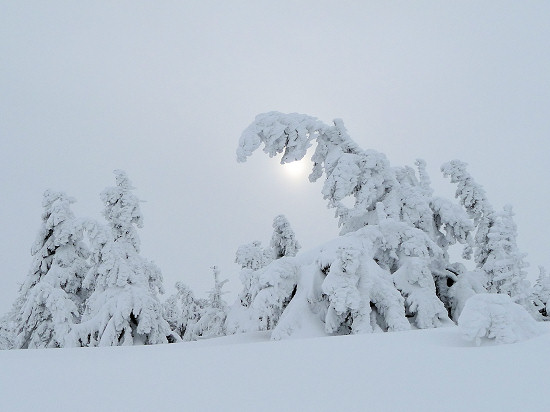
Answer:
[1,1,549,314]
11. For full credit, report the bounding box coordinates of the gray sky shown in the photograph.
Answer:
[1,1,549,314]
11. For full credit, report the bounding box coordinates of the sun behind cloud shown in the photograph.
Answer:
[282,159,309,180]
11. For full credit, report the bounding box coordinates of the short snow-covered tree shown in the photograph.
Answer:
[458,293,542,345]
[192,266,229,339]
[531,266,550,318]
[270,214,301,259]
[163,281,201,340]
[236,240,272,271]
[234,240,271,308]
[228,217,301,334]
[10,190,89,349]
[74,171,174,346]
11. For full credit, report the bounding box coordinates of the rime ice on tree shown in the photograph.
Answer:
[192,266,229,339]
[11,190,90,349]
[532,267,550,318]
[227,216,303,334]
[163,282,201,340]
[234,112,481,337]
[442,161,533,314]
[74,171,173,346]
[271,215,301,259]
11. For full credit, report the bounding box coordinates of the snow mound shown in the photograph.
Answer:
[458,293,543,345]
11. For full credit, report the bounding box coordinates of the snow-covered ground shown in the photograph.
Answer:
[2,325,548,412]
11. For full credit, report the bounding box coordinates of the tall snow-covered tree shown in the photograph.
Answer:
[9,190,90,349]
[441,160,493,264]
[270,214,301,259]
[442,161,532,312]
[482,206,530,300]
[74,171,174,346]
[234,112,476,337]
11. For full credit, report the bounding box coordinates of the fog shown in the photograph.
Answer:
[1,1,549,313]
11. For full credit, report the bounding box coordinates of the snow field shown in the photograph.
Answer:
[2,325,548,412]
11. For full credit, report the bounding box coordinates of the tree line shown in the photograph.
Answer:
[1,112,548,349]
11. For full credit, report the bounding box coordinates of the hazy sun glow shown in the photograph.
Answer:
[282,159,309,179]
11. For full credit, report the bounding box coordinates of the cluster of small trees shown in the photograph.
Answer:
[0,111,548,350]
[0,171,301,349]
[0,171,180,349]
[0,171,233,349]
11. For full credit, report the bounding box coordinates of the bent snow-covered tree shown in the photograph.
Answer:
[10,190,89,349]
[235,112,481,337]
[74,171,174,346]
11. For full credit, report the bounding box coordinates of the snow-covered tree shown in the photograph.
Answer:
[458,293,542,345]
[249,257,299,331]
[237,113,391,233]
[163,282,200,340]
[442,161,532,313]
[321,246,374,334]
[10,190,89,349]
[233,215,300,317]
[270,214,301,259]
[74,171,174,346]
[191,266,229,339]
[228,216,303,334]
[269,219,450,339]
[447,268,487,321]
[482,206,530,301]
[235,240,272,271]
[531,266,550,318]
[234,240,271,308]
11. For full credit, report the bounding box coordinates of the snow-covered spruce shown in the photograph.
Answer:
[234,112,478,337]
[9,190,90,349]
[165,267,230,341]
[442,161,534,314]
[483,206,531,303]
[73,171,175,346]
[458,293,543,345]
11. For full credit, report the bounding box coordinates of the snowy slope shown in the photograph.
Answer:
[2,325,549,412]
